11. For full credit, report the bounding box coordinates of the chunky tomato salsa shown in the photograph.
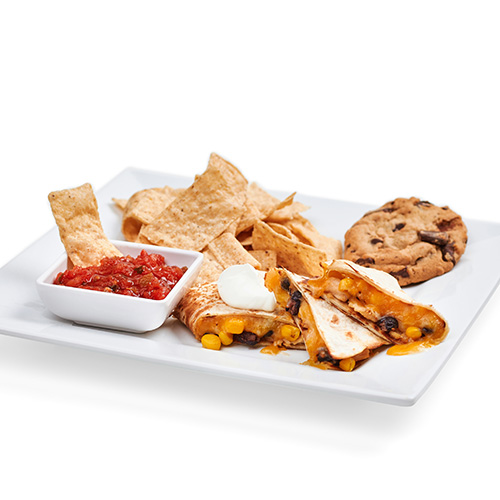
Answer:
[54,250,187,300]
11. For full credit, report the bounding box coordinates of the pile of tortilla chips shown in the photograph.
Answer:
[113,153,342,283]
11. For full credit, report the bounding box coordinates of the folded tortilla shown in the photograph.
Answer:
[304,259,449,355]
[265,267,388,371]
[174,281,304,349]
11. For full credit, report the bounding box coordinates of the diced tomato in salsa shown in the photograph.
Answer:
[54,250,187,300]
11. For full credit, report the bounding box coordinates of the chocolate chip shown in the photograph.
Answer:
[390,267,409,279]
[393,223,406,232]
[416,200,433,208]
[355,257,375,266]
[437,218,459,232]
[441,243,456,264]
[419,230,450,246]
[286,290,302,316]
[376,316,399,333]
[371,238,383,245]
[371,207,394,214]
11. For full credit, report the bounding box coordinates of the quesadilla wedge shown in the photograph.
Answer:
[304,259,449,355]
[174,281,304,350]
[265,267,388,371]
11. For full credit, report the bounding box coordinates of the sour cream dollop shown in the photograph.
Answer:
[217,264,277,312]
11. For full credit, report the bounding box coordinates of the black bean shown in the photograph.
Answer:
[286,291,302,316]
[280,277,290,291]
[316,347,334,364]
[234,332,260,346]
[376,315,399,333]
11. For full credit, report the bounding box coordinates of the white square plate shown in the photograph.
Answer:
[1,167,499,406]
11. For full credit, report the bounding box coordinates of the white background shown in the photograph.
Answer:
[1,1,499,499]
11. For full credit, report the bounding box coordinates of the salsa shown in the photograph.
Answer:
[54,250,187,300]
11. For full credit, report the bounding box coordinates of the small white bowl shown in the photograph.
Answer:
[36,240,203,333]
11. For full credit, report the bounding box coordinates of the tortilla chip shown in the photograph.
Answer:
[138,153,248,251]
[248,249,277,271]
[234,184,295,235]
[265,201,310,223]
[224,216,242,236]
[121,186,180,242]
[283,215,342,260]
[206,232,261,270]
[272,192,297,213]
[252,220,328,277]
[234,197,263,234]
[246,183,294,218]
[112,198,128,211]
[267,222,300,241]
[236,229,253,247]
[246,182,281,216]
[194,252,224,285]
[48,183,122,267]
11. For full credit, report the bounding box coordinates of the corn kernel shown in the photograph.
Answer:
[201,333,221,350]
[406,326,422,340]
[224,318,245,334]
[339,357,356,372]
[281,324,301,342]
[218,330,234,346]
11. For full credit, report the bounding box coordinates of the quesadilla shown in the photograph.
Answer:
[304,259,449,355]
[265,267,388,371]
[174,281,304,350]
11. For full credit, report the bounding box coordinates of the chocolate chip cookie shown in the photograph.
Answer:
[344,197,468,286]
